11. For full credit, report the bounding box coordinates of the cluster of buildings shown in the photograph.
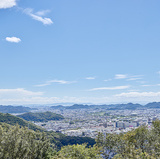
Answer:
[34,108,160,138]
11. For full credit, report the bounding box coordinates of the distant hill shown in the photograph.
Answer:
[51,102,160,110]
[50,105,65,109]
[0,113,43,131]
[50,103,143,110]
[144,102,160,108]
[18,111,64,122]
[106,103,142,110]
[0,105,37,113]
[66,104,90,109]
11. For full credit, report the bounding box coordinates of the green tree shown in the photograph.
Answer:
[0,125,51,159]
[52,144,102,159]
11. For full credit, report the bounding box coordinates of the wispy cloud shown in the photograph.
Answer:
[89,85,130,91]
[85,77,96,80]
[35,80,76,87]
[36,10,50,16]
[115,74,128,79]
[6,37,21,43]
[104,79,112,82]
[0,88,43,97]
[127,77,142,81]
[115,91,160,98]
[0,0,16,9]
[141,84,160,87]
[23,8,53,25]
[115,74,143,81]
[127,75,143,81]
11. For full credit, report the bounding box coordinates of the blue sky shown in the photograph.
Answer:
[1,0,160,105]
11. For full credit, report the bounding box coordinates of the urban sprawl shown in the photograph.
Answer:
[34,105,159,138]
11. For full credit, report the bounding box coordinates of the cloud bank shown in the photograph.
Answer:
[1,88,160,105]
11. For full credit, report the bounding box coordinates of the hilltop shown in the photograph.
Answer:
[0,105,37,113]
[18,111,64,122]
[0,112,44,131]
[50,102,160,110]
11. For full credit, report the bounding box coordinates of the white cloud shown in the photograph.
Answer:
[141,84,160,87]
[127,75,143,81]
[24,8,53,25]
[0,0,16,9]
[36,10,50,16]
[115,74,144,81]
[127,77,142,81]
[104,79,112,82]
[89,85,130,91]
[35,80,76,87]
[115,74,128,79]
[6,37,21,43]
[141,84,154,87]
[85,77,96,80]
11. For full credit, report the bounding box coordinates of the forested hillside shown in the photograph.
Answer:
[0,112,43,131]
[0,113,95,151]
[2,112,160,158]
[96,120,160,158]
[18,111,64,122]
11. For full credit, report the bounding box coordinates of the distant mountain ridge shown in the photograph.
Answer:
[50,102,160,110]
[0,105,37,113]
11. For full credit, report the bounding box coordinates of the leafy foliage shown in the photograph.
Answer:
[52,144,102,159]
[0,124,51,159]
[96,120,160,158]
[0,112,95,151]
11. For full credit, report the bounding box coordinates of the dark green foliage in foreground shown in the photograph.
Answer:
[0,124,51,159]
[96,120,160,158]
[18,111,64,122]
[45,131,96,150]
[0,122,97,159]
[2,113,160,158]
[52,144,102,159]
[0,112,95,151]
[59,135,96,148]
